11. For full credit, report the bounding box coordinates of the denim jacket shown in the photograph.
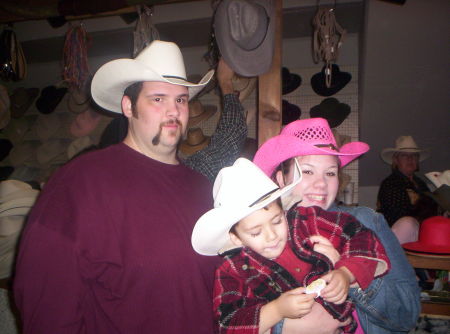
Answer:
[330,204,421,334]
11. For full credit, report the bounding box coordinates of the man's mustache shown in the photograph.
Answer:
[152,119,182,146]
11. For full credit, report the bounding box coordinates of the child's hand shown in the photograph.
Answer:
[274,287,316,319]
[320,267,354,304]
[310,235,340,265]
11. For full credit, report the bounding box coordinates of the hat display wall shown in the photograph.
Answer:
[187,100,217,127]
[214,0,275,77]
[381,136,429,164]
[67,136,95,160]
[9,87,39,118]
[282,67,302,95]
[425,170,450,189]
[191,158,301,256]
[310,98,351,128]
[282,100,301,125]
[311,64,352,97]
[179,128,210,156]
[0,84,11,129]
[91,40,214,113]
[35,85,68,114]
[402,216,450,255]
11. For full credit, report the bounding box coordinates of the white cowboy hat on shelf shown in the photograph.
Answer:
[425,170,450,189]
[380,135,429,164]
[91,40,214,113]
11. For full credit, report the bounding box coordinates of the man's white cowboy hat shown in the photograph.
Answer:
[191,158,301,256]
[381,135,429,164]
[91,40,214,113]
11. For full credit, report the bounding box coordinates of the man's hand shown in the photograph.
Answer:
[274,287,316,319]
[320,267,353,304]
[310,235,340,266]
[216,58,234,95]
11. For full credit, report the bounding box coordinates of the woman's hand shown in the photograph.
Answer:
[310,235,340,265]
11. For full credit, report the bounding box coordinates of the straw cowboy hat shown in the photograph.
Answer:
[91,40,214,113]
[9,87,39,118]
[0,84,11,129]
[380,136,429,164]
[310,64,352,97]
[191,158,301,256]
[310,98,351,128]
[187,100,217,127]
[425,170,450,189]
[179,128,210,156]
[214,0,275,77]
[254,117,369,177]
[403,216,450,255]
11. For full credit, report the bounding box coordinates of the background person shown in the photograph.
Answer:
[14,40,220,334]
[254,118,421,334]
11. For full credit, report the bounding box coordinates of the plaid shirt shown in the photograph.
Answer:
[213,206,390,334]
[184,94,247,182]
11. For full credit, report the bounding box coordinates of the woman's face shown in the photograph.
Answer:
[276,155,340,210]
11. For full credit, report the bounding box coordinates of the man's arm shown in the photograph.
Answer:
[185,59,248,182]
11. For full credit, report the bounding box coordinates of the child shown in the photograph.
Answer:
[191,158,390,334]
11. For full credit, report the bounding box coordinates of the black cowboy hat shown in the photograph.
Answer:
[282,67,302,95]
[310,97,350,128]
[282,100,301,125]
[35,85,68,114]
[310,64,351,97]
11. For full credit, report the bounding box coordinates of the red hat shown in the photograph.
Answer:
[403,216,450,255]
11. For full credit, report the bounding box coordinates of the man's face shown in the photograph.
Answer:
[122,81,189,157]
[277,155,340,210]
[394,152,419,177]
[230,202,288,260]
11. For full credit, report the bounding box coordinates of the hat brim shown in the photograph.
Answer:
[91,59,214,113]
[380,148,429,164]
[214,0,275,77]
[403,242,450,255]
[188,105,217,127]
[191,175,300,256]
[254,135,369,177]
[179,136,211,156]
[310,72,352,97]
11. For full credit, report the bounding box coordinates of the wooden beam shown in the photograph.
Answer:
[257,0,282,147]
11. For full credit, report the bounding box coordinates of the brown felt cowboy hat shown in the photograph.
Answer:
[179,128,210,156]
[187,100,217,127]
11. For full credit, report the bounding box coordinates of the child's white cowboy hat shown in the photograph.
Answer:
[380,135,429,164]
[191,158,301,256]
[91,40,214,113]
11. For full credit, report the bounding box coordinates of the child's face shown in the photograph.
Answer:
[230,201,288,260]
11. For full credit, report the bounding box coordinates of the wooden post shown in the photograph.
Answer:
[257,0,282,147]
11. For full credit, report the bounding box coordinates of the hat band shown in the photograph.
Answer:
[315,143,339,152]
[163,75,187,81]
[249,187,278,207]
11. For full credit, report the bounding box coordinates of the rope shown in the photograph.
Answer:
[62,23,91,89]
[312,7,346,88]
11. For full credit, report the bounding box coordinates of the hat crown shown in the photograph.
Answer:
[213,158,279,209]
[135,40,187,81]
[227,0,269,50]
[281,117,337,148]
[186,128,207,146]
[0,180,32,200]
[395,135,419,150]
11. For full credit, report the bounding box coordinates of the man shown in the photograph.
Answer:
[13,41,235,333]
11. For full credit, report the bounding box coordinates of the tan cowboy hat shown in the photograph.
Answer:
[179,128,210,156]
[187,100,217,127]
[8,141,40,167]
[36,139,70,167]
[381,136,429,164]
[91,40,214,113]
[0,85,11,129]
[232,75,257,102]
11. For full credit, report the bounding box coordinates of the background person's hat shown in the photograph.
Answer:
[425,170,450,189]
[191,157,301,256]
[35,85,68,114]
[9,87,39,118]
[310,97,351,128]
[253,117,369,177]
[91,40,214,113]
[310,64,352,97]
[0,84,11,129]
[214,0,275,77]
[380,135,429,164]
[403,216,450,255]
[187,100,217,127]
[282,67,302,95]
[179,128,210,156]
[282,100,301,125]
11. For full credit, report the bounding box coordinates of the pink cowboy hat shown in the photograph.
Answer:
[253,117,369,177]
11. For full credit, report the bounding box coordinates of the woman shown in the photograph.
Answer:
[253,118,420,334]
